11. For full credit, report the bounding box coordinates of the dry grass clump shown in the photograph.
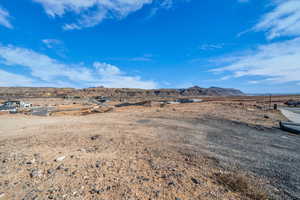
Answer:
[214,172,270,200]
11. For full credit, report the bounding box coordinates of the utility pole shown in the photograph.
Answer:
[269,94,272,110]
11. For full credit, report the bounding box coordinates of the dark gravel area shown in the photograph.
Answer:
[140,115,300,199]
[197,118,300,200]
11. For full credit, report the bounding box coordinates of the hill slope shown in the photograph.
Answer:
[0,86,244,99]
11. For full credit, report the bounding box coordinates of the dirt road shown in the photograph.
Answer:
[280,107,300,123]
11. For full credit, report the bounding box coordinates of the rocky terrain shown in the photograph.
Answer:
[1,87,300,200]
[1,99,300,200]
[0,86,244,100]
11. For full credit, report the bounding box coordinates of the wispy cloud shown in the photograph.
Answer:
[0,70,34,86]
[212,0,300,87]
[198,44,224,51]
[146,0,174,19]
[42,39,63,49]
[212,38,300,84]
[130,54,154,62]
[103,54,154,62]
[33,0,181,30]
[255,0,300,39]
[0,6,13,29]
[0,44,157,89]
[42,39,68,57]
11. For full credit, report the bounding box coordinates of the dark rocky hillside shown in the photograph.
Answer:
[0,86,244,99]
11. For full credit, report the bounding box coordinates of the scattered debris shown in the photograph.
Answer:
[54,156,66,162]
[95,161,101,168]
[90,106,113,114]
[47,169,55,175]
[0,193,5,198]
[90,135,100,140]
[264,115,270,119]
[30,169,42,178]
[191,177,202,185]
[94,96,111,104]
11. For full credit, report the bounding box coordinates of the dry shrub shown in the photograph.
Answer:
[215,172,270,200]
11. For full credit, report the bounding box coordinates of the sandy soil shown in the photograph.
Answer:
[0,101,296,200]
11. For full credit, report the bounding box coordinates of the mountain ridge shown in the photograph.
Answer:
[0,86,244,99]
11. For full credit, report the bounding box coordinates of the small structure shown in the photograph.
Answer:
[94,96,111,104]
[0,100,32,113]
[285,100,300,107]
[176,99,203,103]
[166,99,203,104]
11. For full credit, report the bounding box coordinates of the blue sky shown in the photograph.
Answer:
[0,0,299,93]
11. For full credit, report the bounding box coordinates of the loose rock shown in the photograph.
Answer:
[55,156,66,162]
[0,193,5,198]
[191,177,201,185]
[30,169,42,178]
[47,169,55,175]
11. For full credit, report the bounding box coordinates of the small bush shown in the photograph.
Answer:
[215,172,270,200]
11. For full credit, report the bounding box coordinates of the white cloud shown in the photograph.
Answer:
[33,0,185,30]
[130,54,153,61]
[93,62,156,88]
[0,44,157,89]
[63,8,107,30]
[255,0,300,39]
[42,39,68,58]
[0,70,34,86]
[199,44,224,51]
[146,0,174,18]
[0,6,13,29]
[33,0,176,30]
[94,62,121,76]
[219,76,231,81]
[212,38,300,84]
[213,0,300,88]
[0,45,94,82]
[42,39,62,48]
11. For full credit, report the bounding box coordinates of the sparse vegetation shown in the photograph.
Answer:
[215,172,270,200]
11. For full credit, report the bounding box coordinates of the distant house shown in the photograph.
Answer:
[0,101,32,112]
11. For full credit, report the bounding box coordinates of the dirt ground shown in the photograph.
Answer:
[0,101,298,200]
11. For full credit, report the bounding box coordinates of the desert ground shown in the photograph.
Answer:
[0,98,300,200]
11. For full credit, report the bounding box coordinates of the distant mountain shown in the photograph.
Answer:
[178,86,244,96]
[0,86,245,99]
